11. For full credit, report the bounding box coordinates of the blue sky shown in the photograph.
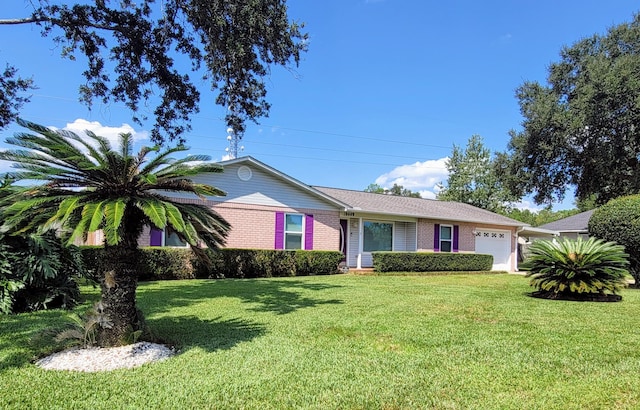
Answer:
[1,1,638,210]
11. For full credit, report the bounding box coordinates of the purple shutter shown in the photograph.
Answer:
[150,227,163,246]
[304,214,314,250]
[434,223,440,252]
[275,212,284,250]
[453,225,459,252]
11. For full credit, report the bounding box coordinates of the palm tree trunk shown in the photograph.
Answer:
[96,243,140,347]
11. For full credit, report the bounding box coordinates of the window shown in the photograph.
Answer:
[285,214,304,250]
[275,212,313,250]
[150,226,187,247]
[363,221,393,252]
[439,225,453,252]
[164,226,187,247]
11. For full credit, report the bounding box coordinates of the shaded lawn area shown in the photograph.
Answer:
[1,273,640,409]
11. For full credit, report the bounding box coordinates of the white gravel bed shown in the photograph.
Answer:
[35,342,175,372]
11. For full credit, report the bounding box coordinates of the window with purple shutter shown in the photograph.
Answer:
[150,227,163,246]
[304,214,314,250]
[453,225,459,252]
[275,212,284,249]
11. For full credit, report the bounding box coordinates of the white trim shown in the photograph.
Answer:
[162,227,189,248]
[283,213,306,250]
[439,224,454,253]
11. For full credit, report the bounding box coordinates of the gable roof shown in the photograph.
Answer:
[538,209,595,233]
[313,186,525,227]
[217,156,351,209]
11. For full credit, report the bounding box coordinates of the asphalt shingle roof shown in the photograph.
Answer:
[313,186,525,226]
[538,210,595,232]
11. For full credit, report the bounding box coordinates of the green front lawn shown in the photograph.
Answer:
[2,274,640,409]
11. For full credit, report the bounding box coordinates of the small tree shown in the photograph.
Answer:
[522,237,629,301]
[588,194,640,286]
[438,135,517,213]
[0,119,230,346]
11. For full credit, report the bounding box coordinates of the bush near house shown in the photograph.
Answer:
[372,252,493,272]
[588,194,640,287]
[205,249,343,278]
[80,247,343,280]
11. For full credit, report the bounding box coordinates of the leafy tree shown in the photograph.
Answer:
[437,135,517,212]
[0,65,34,129]
[0,119,230,346]
[499,13,640,206]
[364,183,421,198]
[522,237,629,301]
[0,1,307,144]
[588,194,640,287]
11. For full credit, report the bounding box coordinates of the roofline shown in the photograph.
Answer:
[217,156,351,209]
[518,226,560,236]
[341,208,526,227]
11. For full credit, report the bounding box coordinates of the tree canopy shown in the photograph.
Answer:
[499,12,640,206]
[437,135,517,213]
[0,0,307,144]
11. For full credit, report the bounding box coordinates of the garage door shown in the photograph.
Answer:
[474,229,511,271]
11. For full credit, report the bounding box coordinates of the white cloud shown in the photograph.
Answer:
[375,158,449,198]
[510,199,544,213]
[61,119,149,146]
[0,119,151,175]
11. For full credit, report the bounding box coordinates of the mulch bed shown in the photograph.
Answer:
[528,290,622,302]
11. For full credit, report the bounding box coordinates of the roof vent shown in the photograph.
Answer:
[237,166,252,181]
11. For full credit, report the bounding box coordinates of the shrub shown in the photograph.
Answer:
[202,249,343,278]
[372,252,493,272]
[0,232,84,314]
[139,248,196,280]
[80,247,343,280]
[588,194,640,287]
[521,237,629,301]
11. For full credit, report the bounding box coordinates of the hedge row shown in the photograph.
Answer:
[80,247,344,280]
[372,252,493,272]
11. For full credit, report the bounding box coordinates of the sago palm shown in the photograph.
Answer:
[0,119,230,346]
[522,237,629,300]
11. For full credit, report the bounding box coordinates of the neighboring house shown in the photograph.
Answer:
[538,210,595,240]
[111,156,530,271]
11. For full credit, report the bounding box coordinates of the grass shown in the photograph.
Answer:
[2,273,640,409]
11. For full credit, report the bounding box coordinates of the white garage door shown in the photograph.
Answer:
[474,229,511,271]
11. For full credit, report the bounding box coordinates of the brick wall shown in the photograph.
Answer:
[109,198,341,251]
[212,201,340,250]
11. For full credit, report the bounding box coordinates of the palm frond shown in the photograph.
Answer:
[135,197,167,229]
[103,199,126,245]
